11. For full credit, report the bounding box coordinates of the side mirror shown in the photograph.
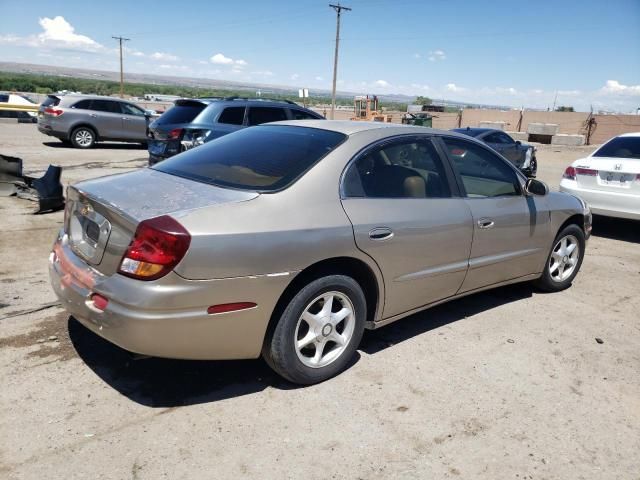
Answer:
[525,178,548,196]
[515,140,522,146]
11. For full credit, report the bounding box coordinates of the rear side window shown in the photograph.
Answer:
[154,125,346,191]
[90,100,121,113]
[71,100,91,109]
[594,136,640,159]
[291,109,320,120]
[0,94,9,103]
[121,103,145,116]
[247,107,287,126]
[218,107,245,125]
[158,102,207,124]
[42,96,61,107]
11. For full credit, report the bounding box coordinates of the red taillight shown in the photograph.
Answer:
[576,167,597,176]
[118,215,191,281]
[563,166,576,180]
[167,128,183,140]
[44,107,63,116]
[207,302,257,315]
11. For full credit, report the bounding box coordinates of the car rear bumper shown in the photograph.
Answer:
[49,230,295,360]
[37,123,67,139]
[560,181,640,220]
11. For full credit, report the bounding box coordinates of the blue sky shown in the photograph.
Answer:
[1,0,639,111]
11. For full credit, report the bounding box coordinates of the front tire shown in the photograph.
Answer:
[70,126,96,149]
[264,275,366,385]
[534,224,585,292]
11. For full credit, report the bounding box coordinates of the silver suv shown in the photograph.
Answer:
[37,94,150,148]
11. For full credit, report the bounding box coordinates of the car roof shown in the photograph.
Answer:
[617,132,640,138]
[57,94,136,102]
[270,120,471,137]
[451,127,499,136]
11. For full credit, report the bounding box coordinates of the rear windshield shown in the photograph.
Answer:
[42,96,61,107]
[153,125,346,191]
[157,102,206,124]
[594,136,640,159]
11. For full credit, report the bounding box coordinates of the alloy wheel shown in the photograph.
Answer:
[75,129,94,147]
[294,291,356,368]
[549,234,580,282]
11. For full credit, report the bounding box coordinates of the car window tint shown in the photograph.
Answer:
[218,107,245,125]
[291,109,319,120]
[498,133,514,144]
[41,96,61,107]
[90,100,121,114]
[247,107,287,126]
[157,103,206,124]
[0,94,9,103]
[121,103,145,116]
[71,99,92,109]
[443,137,519,198]
[344,138,451,199]
[154,125,346,191]
[594,136,640,159]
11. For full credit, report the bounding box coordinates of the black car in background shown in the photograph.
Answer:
[452,127,537,177]
[147,97,324,165]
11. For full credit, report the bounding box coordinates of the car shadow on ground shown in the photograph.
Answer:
[69,283,533,408]
[360,282,533,354]
[43,141,147,150]
[590,215,639,243]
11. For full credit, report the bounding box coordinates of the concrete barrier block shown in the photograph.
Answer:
[479,121,506,130]
[527,123,559,135]
[507,131,529,142]
[551,134,586,146]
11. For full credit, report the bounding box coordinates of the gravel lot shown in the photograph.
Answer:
[1,123,639,479]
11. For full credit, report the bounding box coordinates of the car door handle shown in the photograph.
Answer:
[122,117,130,121]
[89,113,97,118]
[477,218,495,229]
[369,227,394,240]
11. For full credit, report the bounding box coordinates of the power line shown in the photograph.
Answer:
[112,36,130,98]
[329,3,351,120]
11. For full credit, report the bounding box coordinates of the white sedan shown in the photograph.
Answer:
[560,132,640,220]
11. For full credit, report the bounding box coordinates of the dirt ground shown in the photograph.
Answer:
[1,123,639,479]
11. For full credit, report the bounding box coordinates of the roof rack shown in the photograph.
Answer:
[223,96,297,105]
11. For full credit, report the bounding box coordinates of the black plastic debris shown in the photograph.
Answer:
[0,154,65,213]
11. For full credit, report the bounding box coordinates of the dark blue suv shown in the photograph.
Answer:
[147,97,324,165]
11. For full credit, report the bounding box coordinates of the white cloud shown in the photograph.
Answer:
[315,76,324,81]
[291,73,300,81]
[428,49,446,62]
[411,83,430,91]
[251,70,274,76]
[37,16,101,49]
[151,51,179,61]
[446,83,466,93]
[413,53,421,59]
[235,59,247,66]
[599,80,640,96]
[557,89,581,96]
[374,79,391,88]
[210,53,234,65]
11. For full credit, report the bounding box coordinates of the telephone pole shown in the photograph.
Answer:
[112,36,130,98]
[329,4,351,120]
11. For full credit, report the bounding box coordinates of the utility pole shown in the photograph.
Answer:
[329,3,351,120]
[551,90,558,112]
[112,36,130,98]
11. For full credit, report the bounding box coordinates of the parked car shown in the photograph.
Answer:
[560,132,640,220]
[0,93,38,123]
[37,94,150,148]
[49,121,591,384]
[452,127,537,177]
[147,97,324,165]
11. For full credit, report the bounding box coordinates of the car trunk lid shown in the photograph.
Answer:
[574,157,640,193]
[65,168,258,276]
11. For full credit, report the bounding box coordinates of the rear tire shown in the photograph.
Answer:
[264,275,366,385]
[534,224,585,292]
[70,126,96,149]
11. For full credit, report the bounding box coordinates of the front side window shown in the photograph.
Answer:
[121,103,145,116]
[154,125,346,191]
[218,107,245,125]
[343,138,451,198]
[442,137,520,198]
[90,100,121,114]
[247,107,288,126]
